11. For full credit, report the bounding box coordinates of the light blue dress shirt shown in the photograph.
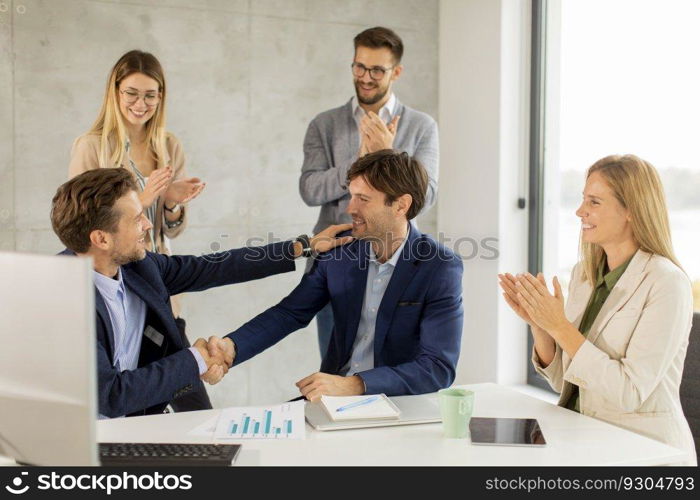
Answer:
[340,235,408,376]
[92,269,207,376]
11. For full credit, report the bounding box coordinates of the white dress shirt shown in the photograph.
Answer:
[351,92,397,127]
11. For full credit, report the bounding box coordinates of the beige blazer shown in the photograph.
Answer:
[533,250,696,465]
[67,132,188,255]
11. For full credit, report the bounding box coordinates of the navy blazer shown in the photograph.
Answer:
[229,225,464,396]
[60,241,296,417]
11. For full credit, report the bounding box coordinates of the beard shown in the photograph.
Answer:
[112,247,146,266]
[351,213,394,242]
[111,234,148,266]
[354,80,389,106]
[353,220,405,261]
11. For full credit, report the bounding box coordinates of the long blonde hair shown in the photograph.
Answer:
[581,154,682,283]
[88,50,168,168]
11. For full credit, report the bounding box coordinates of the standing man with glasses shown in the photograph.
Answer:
[299,26,439,357]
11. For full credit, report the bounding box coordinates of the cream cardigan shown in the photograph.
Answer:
[68,132,189,255]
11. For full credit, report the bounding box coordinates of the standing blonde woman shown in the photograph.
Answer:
[69,50,204,255]
[499,154,696,464]
[69,50,208,411]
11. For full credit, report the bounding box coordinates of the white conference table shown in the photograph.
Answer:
[97,383,688,466]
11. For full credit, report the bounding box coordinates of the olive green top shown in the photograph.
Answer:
[563,256,634,412]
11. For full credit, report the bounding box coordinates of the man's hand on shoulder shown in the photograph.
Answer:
[311,224,354,254]
[295,372,365,401]
[293,224,354,258]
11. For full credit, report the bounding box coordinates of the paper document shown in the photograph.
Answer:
[321,394,400,421]
[214,401,305,440]
[187,416,218,437]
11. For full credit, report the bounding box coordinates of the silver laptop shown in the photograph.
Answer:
[305,393,442,431]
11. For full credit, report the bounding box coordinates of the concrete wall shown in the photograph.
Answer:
[0,0,439,407]
[439,0,530,385]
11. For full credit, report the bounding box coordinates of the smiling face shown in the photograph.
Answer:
[353,46,402,106]
[117,72,160,128]
[576,171,635,248]
[346,175,404,242]
[108,190,153,265]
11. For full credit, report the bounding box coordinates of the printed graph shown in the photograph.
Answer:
[214,401,305,440]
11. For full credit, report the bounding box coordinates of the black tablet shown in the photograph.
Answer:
[469,417,547,446]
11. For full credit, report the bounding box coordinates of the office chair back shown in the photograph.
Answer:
[680,312,700,464]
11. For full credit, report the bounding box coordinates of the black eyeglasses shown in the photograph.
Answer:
[351,62,394,80]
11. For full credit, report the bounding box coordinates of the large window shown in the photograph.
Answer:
[529,0,700,386]
[542,0,700,303]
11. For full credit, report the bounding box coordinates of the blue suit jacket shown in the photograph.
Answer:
[60,241,296,417]
[229,226,464,396]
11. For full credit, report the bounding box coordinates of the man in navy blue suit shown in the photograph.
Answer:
[50,168,352,417]
[208,150,464,399]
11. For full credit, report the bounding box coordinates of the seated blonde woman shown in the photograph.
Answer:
[499,154,696,465]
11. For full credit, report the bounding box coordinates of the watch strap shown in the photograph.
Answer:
[295,234,313,258]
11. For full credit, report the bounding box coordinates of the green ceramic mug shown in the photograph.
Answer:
[438,388,474,438]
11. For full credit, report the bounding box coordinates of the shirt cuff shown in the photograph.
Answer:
[188,347,208,376]
[355,374,367,394]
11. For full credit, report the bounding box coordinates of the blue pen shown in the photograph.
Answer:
[335,395,380,412]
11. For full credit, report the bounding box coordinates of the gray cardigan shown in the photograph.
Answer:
[299,97,439,235]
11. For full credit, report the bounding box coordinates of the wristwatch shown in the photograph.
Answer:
[295,234,313,258]
[164,207,184,229]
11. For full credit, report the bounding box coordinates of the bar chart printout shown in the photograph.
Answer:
[214,401,305,440]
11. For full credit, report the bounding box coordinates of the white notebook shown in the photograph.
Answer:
[320,394,401,421]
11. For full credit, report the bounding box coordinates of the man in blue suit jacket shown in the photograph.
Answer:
[51,168,351,417]
[210,150,463,399]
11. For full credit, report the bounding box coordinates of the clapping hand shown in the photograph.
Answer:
[164,176,206,206]
[386,114,399,135]
[513,273,568,335]
[140,166,172,208]
[499,272,547,334]
[499,272,567,364]
[359,112,400,153]
[359,133,370,157]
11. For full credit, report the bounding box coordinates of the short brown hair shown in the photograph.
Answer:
[354,27,404,63]
[347,150,428,220]
[51,168,137,253]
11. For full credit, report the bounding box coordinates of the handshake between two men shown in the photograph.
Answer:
[191,336,365,402]
[184,221,366,402]
[192,337,235,386]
